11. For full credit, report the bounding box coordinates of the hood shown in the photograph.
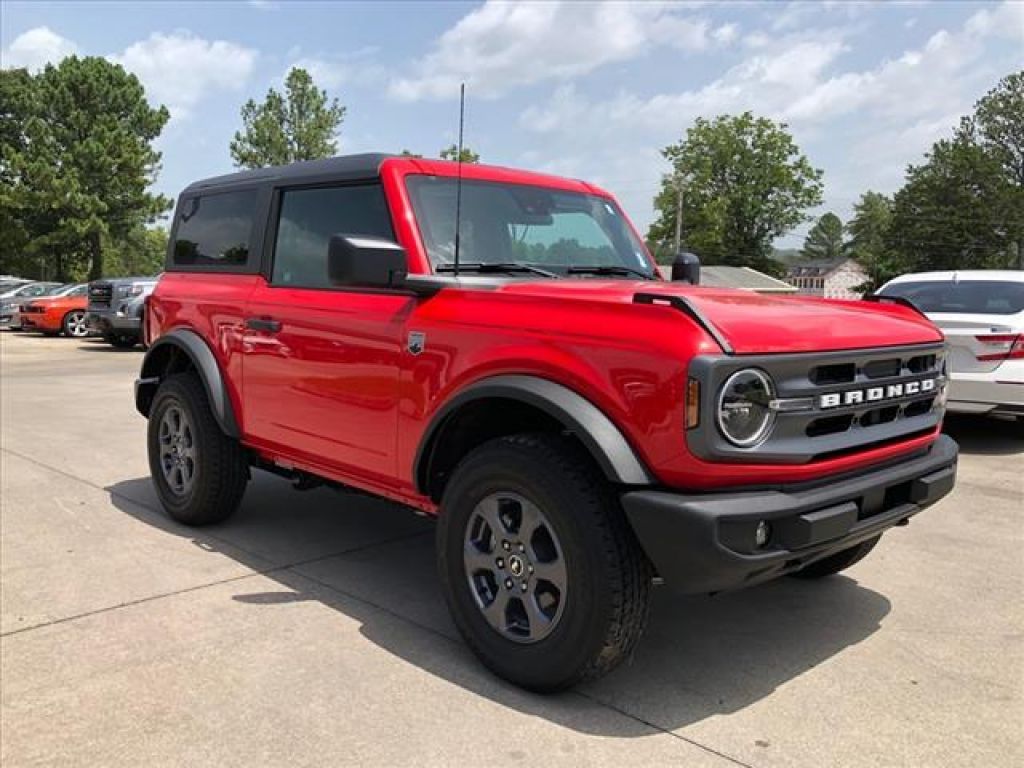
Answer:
[494,279,943,355]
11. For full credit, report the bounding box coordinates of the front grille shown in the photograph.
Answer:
[20,304,44,314]
[688,342,947,464]
[88,282,112,309]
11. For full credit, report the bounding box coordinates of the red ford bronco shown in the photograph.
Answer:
[137,154,957,691]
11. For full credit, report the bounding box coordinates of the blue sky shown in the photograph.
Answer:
[2,1,1022,247]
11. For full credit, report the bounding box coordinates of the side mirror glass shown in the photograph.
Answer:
[671,251,701,284]
[328,235,408,289]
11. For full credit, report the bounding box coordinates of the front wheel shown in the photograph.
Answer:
[437,433,652,692]
[790,535,881,579]
[147,373,249,525]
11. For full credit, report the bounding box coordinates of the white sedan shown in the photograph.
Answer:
[878,270,1024,421]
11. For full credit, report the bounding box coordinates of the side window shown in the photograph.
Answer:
[172,189,258,269]
[272,184,393,288]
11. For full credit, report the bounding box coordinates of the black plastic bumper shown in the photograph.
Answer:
[87,311,140,336]
[622,435,958,594]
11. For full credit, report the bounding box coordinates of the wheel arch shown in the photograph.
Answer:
[414,375,653,502]
[135,328,240,438]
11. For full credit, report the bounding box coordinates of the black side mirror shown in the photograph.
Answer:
[671,251,700,284]
[328,235,408,289]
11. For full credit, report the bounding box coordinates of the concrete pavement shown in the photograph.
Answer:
[1,332,1021,767]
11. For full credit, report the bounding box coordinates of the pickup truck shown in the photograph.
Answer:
[135,154,957,691]
[87,276,159,348]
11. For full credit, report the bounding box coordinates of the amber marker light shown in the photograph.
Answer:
[686,378,701,430]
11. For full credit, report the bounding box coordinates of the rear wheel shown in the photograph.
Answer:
[62,310,89,338]
[437,433,652,692]
[790,535,881,579]
[147,373,248,525]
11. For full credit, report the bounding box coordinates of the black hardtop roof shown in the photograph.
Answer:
[181,153,395,195]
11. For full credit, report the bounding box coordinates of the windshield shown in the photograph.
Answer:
[406,177,654,277]
[880,280,1024,315]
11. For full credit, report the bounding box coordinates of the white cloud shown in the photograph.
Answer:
[388,0,738,101]
[281,46,384,91]
[110,32,258,119]
[518,1,1023,236]
[1,26,77,71]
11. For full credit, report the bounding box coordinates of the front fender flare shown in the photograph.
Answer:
[135,328,240,438]
[414,374,653,494]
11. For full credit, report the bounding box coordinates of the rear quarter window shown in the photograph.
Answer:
[881,280,1024,315]
[170,189,260,271]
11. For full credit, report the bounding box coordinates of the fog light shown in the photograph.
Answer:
[755,520,771,548]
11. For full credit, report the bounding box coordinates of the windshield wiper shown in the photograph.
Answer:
[566,264,653,280]
[436,262,560,278]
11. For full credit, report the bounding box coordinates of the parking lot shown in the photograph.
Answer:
[1,330,1021,767]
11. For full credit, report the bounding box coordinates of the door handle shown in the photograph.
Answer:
[246,317,282,333]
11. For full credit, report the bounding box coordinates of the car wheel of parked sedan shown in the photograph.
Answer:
[790,535,881,579]
[437,433,652,692]
[147,373,249,526]
[62,310,89,338]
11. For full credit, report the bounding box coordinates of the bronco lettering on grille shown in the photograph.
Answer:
[819,378,937,410]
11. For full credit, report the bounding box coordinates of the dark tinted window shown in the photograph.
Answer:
[173,190,257,267]
[272,184,393,288]
[880,280,1024,315]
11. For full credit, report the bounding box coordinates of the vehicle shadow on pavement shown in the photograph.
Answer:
[107,473,891,736]
[942,414,1023,456]
[74,343,142,353]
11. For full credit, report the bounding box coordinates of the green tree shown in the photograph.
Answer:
[439,144,480,163]
[0,68,40,276]
[648,112,823,274]
[845,191,898,291]
[801,212,844,261]
[230,68,345,169]
[889,131,1017,272]
[105,226,168,277]
[969,71,1024,267]
[0,58,169,280]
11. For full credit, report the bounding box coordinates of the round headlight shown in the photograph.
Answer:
[717,369,776,447]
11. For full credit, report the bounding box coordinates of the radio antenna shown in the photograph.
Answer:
[453,83,465,277]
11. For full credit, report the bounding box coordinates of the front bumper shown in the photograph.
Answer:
[623,435,958,594]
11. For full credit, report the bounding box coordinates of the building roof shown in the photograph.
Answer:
[786,257,864,278]
[656,265,797,293]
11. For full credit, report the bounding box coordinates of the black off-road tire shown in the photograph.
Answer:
[790,535,881,579]
[147,373,249,526]
[437,433,652,692]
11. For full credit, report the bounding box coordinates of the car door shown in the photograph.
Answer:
[241,182,413,485]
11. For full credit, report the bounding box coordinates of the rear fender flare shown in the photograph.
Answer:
[136,329,239,438]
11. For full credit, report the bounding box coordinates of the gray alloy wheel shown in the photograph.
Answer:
[63,310,89,337]
[158,405,196,497]
[463,491,568,644]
